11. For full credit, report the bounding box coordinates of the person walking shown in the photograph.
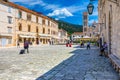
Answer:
[80,40,82,47]
[87,41,91,49]
[24,40,29,53]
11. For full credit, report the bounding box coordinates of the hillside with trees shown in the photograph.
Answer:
[57,20,83,35]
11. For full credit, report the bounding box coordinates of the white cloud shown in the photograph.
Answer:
[64,2,92,15]
[30,1,42,5]
[47,8,73,19]
[10,0,84,14]
[66,5,86,13]
[55,18,59,20]
[10,0,59,10]
[44,4,60,11]
[30,0,46,6]
[10,0,46,6]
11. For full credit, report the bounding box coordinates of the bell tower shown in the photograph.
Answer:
[83,12,88,36]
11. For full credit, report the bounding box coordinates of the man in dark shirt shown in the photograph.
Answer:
[24,40,29,53]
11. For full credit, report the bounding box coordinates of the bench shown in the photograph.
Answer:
[109,54,120,73]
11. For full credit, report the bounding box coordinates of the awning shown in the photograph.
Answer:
[19,35,36,38]
[52,36,59,39]
[74,36,82,38]
[39,34,51,37]
[83,36,91,38]
[0,33,13,37]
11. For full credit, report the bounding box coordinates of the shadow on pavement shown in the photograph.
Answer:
[35,45,84,80]
[35,45,119,80]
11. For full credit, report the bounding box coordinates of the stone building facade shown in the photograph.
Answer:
[88,21,100,40]
[0,0,59,47]
[58,29,68,44]
[0,0,15,47]
[98,0,120,58]
[71,32,83,42]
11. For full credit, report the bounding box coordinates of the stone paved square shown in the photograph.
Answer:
[0,45,119,80]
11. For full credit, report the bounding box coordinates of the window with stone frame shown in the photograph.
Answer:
[42,19,45,25]
[48,29,50,34]
[36,16,38,23]
[28,25,31,32]
[43,28,45,34]
[8,7,12,13]
[27,14,31,21]
[7,27,12,33]
[8,16,12,24]
[8,38,12,44]
[18,23,22,31]
[18,10,22,18]
[36,26,39,33]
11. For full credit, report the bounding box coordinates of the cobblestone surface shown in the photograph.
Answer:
[0,45,119,80]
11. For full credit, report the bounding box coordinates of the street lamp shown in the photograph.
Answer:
[87,2,94,15]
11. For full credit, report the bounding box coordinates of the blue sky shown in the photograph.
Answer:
[10,0,98,25]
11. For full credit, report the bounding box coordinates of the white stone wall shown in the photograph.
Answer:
[0,3,16,46]
[112,5,120,58]
[0,3,15,33]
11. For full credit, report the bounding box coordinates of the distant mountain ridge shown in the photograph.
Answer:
[57,20,83,35]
